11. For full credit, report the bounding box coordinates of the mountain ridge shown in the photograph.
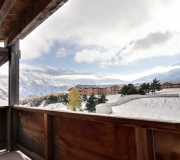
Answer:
[1,65,180,99]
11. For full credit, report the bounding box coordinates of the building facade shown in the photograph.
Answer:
[68,84,122,96]
[161,82,180,89]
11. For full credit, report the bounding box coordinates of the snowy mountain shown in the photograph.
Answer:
[0,65,127,99]
[133,68,180,83]
[1,64,180,100]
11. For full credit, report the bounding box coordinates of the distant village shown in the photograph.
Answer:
[69,82,180,96]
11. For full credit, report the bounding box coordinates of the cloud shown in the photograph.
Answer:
[74,48,120,68]
[107,65,180,81]
[120,31,180,64]
[20,64,57,72]
[133,31,173,50]
[56,47,67,58]
[19,0,180,68]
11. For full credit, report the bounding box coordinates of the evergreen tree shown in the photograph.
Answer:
[48,94,58,103]
[82,94,87,102]
[97,93,108,104]
[85,93,98,112]
[127,88,139,95]
[67,88,82,111]
[120,85,128,95]
[150,78,161,94]
[140,83,150,94]
[120,84,138,95]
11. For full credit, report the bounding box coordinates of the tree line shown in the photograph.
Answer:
[120,78,161,96]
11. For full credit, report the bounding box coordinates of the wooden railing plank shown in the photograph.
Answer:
[12,107,180,160]
[135,128,155,160]
[13,105,180,132]
[44,114,52,160]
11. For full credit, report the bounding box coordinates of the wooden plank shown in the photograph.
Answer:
[13,105,180,132]
[18,111,44,157]
[0,109,6,150]
[17,143,44,160]
[0,47,10,56]
[0,56,9,66]
[154,131,180,160]
[0,0,16,26]
[44,114,52,160]
[7,41,19,151]
[135,128,155,160]
[9,42,19,106]
[54,115,136,160]
[0,0,6,9]
[0,106,8,109]
[5,0,67,46]
[12,109,18,151]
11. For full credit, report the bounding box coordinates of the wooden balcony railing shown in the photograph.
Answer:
[1,105,180,160]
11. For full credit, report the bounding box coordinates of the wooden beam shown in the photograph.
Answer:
[7,41,20,151]
[9,42,20,106]
[5,0,67,47]
[0,47,10,56]
[0,47,10,66]
[44,114,52,160]
[0,56,9,66]
[0,0,6,9]
[0,0,16,26]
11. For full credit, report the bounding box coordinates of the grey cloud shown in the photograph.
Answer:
[134,31,173,50]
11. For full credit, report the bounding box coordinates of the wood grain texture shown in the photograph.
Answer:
[18,111,44,157]
[44,114,52,160]
[135,128,154,160]
[14,105,180,132]
[54,115,136,160]
[7,41,19,151]
[0,0,16,26]
[0,109,7,150]
[4,0,67,46]
[154,131,180,160]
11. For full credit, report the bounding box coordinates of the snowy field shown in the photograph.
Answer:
[112,97,180,122]
[110,88,180,122]
[39,88,180,122]
[1,88,180,122]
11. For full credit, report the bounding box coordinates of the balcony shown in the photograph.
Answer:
[0,0,180,159]
[1,105,180,160]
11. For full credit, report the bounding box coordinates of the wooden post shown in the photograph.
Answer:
[7,41,20,151]
[44,113,52,160]
[135,127,155,160]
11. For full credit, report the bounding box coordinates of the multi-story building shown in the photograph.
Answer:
[69,84,122,96]
[161,82,180,89]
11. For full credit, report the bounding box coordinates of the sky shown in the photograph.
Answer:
[13,0,180,80]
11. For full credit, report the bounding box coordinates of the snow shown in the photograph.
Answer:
[111,97,180,122]
[157,88,180,94]
[39,103,69,111]
[106,94,121,103]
